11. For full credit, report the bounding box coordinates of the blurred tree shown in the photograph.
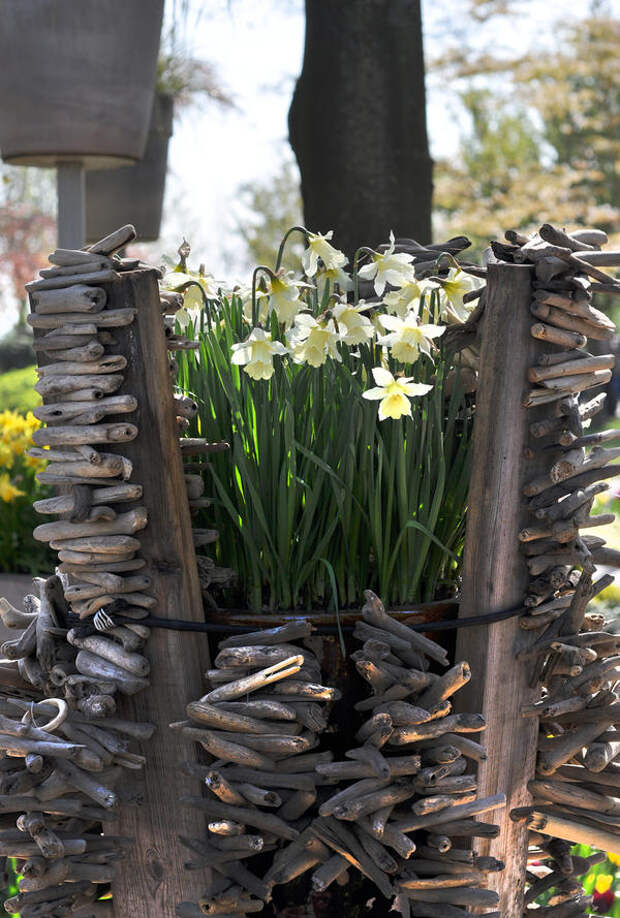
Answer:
[289,0,432,259]
[0,165,55,369]
[433,6,619,250]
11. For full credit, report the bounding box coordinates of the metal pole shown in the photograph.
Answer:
[56,161,86,249]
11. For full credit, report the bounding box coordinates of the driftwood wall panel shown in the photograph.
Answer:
[96,270,211,917]
[455,263,543,916]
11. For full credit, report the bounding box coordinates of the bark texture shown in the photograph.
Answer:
[289,0,432,257]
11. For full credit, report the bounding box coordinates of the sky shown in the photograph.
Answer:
[0,0,615,335]
[146,0,603,276]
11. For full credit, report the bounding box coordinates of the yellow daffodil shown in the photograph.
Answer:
[231,328,288,381]
[363,367,433,420]
[302,230,348,277]
[358,231,415,296]
[0,473,24,503]
[607,853,620,867]
[287,314,342,368]
[595,874,613,894]
[332,301,375,346]
[0,443,13,469]
[378,313,445,364]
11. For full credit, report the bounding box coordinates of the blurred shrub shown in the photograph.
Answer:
[0,365,41,414]
[0,409,53,574]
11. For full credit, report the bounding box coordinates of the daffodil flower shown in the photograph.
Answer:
[302,230,348,277]
[382,278,437,318]
[363,367,432,420]
[267,272,311,328]
[332,301,375,346]
[287,314,342,368]
[231,328,288,381]
[378,313,445,364]
[316,264,353,300]
[434,268,481,324]
[0,473,24,503]
[358,231,415,296]
[162,270,225,328]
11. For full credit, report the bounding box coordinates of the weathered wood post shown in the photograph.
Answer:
[455,263,550,915]
[96,270,210,917]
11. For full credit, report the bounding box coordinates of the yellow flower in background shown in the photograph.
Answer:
[608,853,620,867]
[0,443,13,469]
[287,314,342,368]
[231,328,288,381]
[302,230,348,277]
[363,367,433,421]
[595,874,613,894]
[0,474,24,503]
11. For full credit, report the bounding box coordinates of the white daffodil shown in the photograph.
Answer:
[239,273,310,327]
[267,272,311,328]
[163,270,226,327]
[302,230,348,277]
[316,264,353,300]
[358,231,415,296]
[230,328,288,381]
[363,367,433,420]
[378,313,445,364]
[287,314,342,368]
[332,301,375,346]
[436,268,481,324]
[382,278,438,318]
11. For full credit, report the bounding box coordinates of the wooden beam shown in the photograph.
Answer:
[97,270,210,917]
[455,263,555,915]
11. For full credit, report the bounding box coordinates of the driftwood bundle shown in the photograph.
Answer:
[0,693,151,918]
[23,225,154,711]
[492,223,620,910]
[308,591,505,916]
[174,619,340,917]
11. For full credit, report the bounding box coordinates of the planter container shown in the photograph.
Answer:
[85,94,173,243]
[0,0,164,167]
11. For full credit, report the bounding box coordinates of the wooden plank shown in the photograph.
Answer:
[95,270,210,917]
[455,263,555,916]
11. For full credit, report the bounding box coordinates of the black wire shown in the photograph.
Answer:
[67,602,525,639]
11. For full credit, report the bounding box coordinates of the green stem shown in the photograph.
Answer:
[251,266,277,328]
[352,246,375,305]
[275,226,309,273]
[178,280,212,331]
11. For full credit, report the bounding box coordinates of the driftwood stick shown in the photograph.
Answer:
[526,809,620,854]
[180,795,298,840]
[200,656,303,703]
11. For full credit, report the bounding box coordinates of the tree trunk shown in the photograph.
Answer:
[289,0,433,259]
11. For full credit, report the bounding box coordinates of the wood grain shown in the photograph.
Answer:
[97,270,210,917]
[455,263,555,916]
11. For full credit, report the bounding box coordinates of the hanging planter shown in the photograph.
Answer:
[0,0,164,167]
[85,93,174,243]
